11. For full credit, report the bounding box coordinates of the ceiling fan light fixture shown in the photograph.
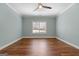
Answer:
[39,5,42,8]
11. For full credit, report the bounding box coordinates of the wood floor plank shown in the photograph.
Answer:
[0,38,79,56]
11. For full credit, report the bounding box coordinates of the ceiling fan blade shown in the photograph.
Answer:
[33,6,39,11]
[33,4,40,11]
[42,6,52,9]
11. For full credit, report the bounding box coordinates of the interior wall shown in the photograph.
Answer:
[57,4,79,47]
[22,16,56,37]
[1,3,79,49]
[0,4,22,48]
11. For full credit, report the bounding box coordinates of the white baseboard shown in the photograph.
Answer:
[56,37,79,49]
[0,37,22,50]
[0,36,55,50]
[0,36,79,51]
[22,36,56,38]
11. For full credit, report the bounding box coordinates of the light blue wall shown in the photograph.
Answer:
[57,4,79,47]
[0,4,22,48]
[22,16,56,36]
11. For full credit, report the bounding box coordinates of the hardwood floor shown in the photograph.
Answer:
[0,38,79,56]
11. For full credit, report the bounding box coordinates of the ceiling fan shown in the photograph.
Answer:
[34,3,52,11]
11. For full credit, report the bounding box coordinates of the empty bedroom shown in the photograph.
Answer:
[0,3,79,56]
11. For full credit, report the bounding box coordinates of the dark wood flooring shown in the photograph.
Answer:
[0,38,79,56]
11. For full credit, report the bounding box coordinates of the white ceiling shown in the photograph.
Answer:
[8,3,73,16]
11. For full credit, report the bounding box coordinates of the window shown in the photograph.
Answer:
[32,21,46,34]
